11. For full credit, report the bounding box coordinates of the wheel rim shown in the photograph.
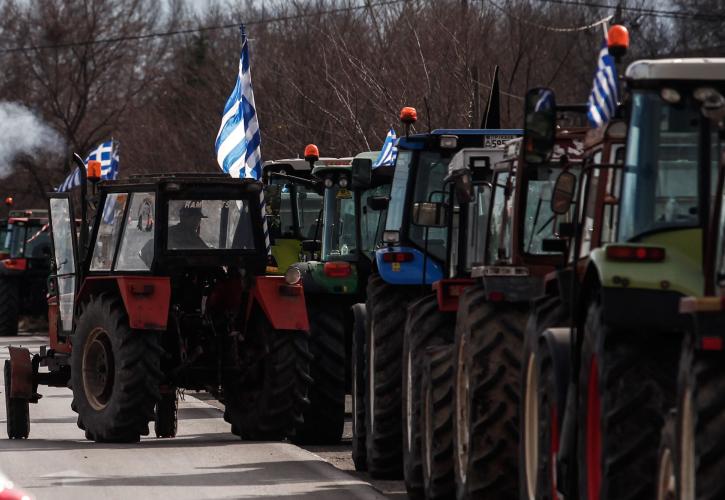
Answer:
[455,333,470,486]
[406,348,413,453]
[586,355,601,500]
[524,353,539,500]
[680,385,695,500]
[423,377,433,483]
[83,327,115,411]
[657,443,676,500]
[368,320,376,438]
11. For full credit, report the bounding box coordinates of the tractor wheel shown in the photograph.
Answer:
[293,303,346,445]
[420,344,455,500]
[226,314,311,440]
[402,294,455,499]
[656,411,676,500]
[520,297,568,500]
[0,278,19,337]
[71,294,162,443]
[676,338,725,500]
[4,360,29,439]
[453,284,527,500]
[351,304,368,471]
[577,300,678,500]
[154,390,178,438]
[365,273,414,479]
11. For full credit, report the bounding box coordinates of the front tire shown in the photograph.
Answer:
[4,360,29,439]
[226,314,312,441]
[577,300,678,500]
[71,295,162,443]
[402,294,455,498]
[656,411,676,500]
[154,390,178,438]
[293,303,346,445]
[453,284,527,500]
[676,338,725,500]
[365,273,415,478]
[0,278,19,337]
[351,304,368,471]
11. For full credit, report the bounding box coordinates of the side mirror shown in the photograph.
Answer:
[301,240,321,253]
[523,87,557,164]
[551,171,577,214]
[352,158,373,189]
[412,202,448,227]
[367,196,389,211]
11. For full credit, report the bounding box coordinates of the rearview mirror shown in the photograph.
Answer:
[352,158,373,189]
[524,87,557,164]
[367,196,389,211]
[551,171,577,214]
[412,202,448,227]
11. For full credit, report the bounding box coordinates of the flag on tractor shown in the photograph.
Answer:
[372,128,397,168]
[57,140,120,192]
[215,25,262,180]
[587,35,618,128]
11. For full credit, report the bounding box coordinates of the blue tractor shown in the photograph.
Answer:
[353,106,521,486]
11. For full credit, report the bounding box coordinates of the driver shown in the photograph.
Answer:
[169,201,209,249]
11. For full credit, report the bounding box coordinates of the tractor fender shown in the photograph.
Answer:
[78,276,171,331]
[8,346,32,399]
[248,276,309,332]
[538,327,571,421]
[375,246,443,285]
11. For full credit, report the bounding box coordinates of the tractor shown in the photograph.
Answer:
[4,161,312,443]
[0,208,51,336]
[280,147,393,446]
[517,43,725,500]
[356,104,521,486]
[654,78,725,500]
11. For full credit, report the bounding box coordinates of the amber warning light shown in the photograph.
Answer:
[400,107,417,125]
[4,197,13,206]
[304,144,319,164]
[87,160,102,181]
[607,24,629,59]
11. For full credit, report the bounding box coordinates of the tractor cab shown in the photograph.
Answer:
[5,170,312,443]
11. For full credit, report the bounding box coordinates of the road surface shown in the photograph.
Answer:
[0,335,394,500]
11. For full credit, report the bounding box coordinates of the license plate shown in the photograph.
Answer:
[483,135,518,148]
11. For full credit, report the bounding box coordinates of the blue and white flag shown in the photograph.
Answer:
[57,140,120,192]
[372,128,397,168]
[587,36,618,128]
[215,25,262,180]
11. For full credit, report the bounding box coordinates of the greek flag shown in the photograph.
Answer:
[587,37,618,128]
[57,140,120,192]
[372,128,397,168]
[215,25,262,180]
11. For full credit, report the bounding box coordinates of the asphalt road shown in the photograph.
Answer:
[0,334,398,500]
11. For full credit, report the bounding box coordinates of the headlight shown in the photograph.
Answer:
[324,177,334,188]
[285,266,302,285]
[339,176,349,188]
[439,135,458,149]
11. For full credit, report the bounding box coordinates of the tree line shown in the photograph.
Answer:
[0,0,720,210]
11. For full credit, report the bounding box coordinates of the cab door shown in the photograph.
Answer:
[48,195,79,335]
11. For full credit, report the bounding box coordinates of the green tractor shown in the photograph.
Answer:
[280,147,393,445]
[519,53,725,499]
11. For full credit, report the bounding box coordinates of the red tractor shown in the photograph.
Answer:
[5,166,312,442]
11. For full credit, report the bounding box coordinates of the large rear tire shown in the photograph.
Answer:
[421,344,455,500]
[453,284,527,500]
[365,273,415,478]
[4,360,29,439]
[71,294,162,443]
[676,338,725,500]
[351,304,368,471]
[0,278,19,337]
[402,294,455,498]
[577,300,678,500]
[520,297,568,500]
[226,313,312,441]
[656,411,676,500]
[293,303,346,445]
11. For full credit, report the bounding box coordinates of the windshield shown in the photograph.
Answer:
[265,181,322,240]
[360,184,391,256]
[524,164,580,255]
[167,199,255,250]
[385,149,413,232]
[620,90,721,241]
[321,187,356,260]
[8,222,50,259]
[408,151,452,262]
[0,225,8,253]
[465,184,491,269]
